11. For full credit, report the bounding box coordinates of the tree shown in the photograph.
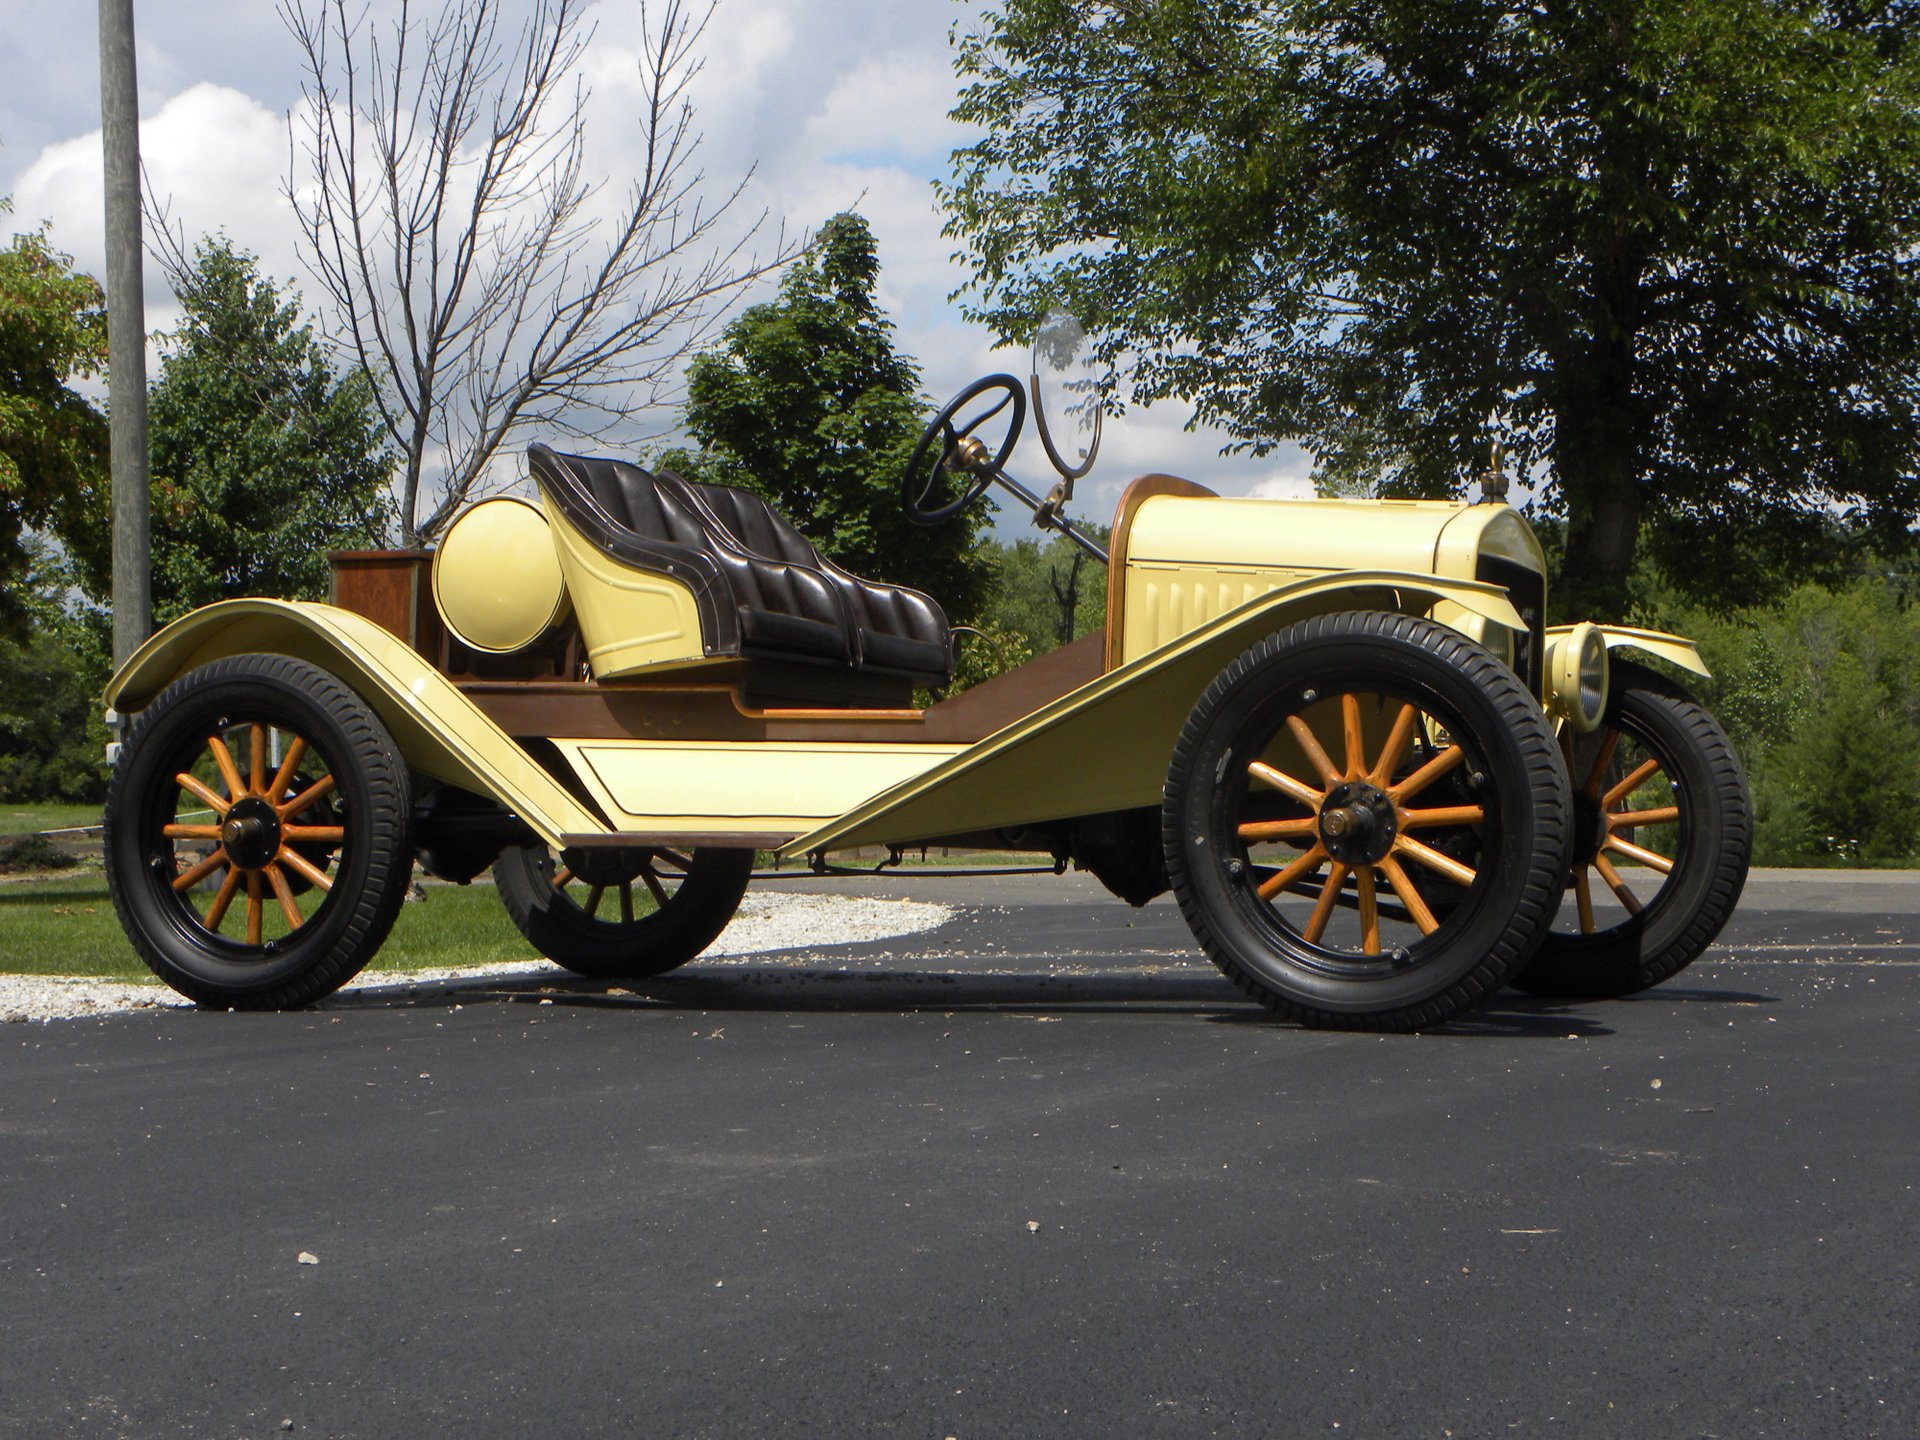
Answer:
[0,537,111,804]
[283,0,791,544]
[944,0,1920,618]
[677,213,993,621]
[121,239,395,624]
[979,527,1111,653]
[0,200,109,637]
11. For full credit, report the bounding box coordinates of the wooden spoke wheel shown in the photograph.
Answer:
[104,655,412,1008]
[1164,612,1572,1031]
[1513,660,1751,998]
[493,842,753,979]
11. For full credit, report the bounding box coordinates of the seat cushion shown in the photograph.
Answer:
[855,626,951,679]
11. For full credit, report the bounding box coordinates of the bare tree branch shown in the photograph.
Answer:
[279,0,795,543]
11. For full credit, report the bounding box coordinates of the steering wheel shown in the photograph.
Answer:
[902,374,1026,526]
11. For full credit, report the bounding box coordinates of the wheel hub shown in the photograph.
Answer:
[1571,793,1607,864]
[1318,781,1399,866]
[220,797,282,870]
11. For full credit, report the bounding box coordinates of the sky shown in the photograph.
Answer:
[0,0,1316,536]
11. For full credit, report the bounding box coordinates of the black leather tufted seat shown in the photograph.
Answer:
[528,444,952,688]
[662,475,952,685]
[530,444,856,667]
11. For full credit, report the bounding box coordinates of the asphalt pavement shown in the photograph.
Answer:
[2,868,1916,1438]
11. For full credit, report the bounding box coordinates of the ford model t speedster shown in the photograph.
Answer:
[100,324,1751,1030]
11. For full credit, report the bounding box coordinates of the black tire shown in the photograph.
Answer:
[103,655,412,1008]
[494,843,753,978]
[1164,612,1573,1031]
[1512,660,1751,998]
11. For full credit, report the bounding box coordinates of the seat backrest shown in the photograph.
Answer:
[556,453,714,551]
[670,478,824,570]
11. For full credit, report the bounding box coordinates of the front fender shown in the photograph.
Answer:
[783,570,1527,856]
[106,599,605,846]
[1546,622,1709,679]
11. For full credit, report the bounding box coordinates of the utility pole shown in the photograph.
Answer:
[99,0,150,666]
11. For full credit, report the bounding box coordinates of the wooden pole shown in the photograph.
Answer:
[99,0,151,665]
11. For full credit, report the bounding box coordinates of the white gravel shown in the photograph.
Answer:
[0,891,954,1024]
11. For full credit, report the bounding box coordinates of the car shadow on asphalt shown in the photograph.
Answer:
[328,961,1776,1035]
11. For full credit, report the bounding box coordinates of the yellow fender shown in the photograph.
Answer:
[105,599,605,846]
[1545,622,1709,679]
[783,570,1525,856]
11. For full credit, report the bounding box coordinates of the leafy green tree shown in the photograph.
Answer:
[979,527,1111,653]
[945,1,1920,618]
[112,240,395,622]
[678,213,992,621]
[0,538,111,804]
[0,200,109,637]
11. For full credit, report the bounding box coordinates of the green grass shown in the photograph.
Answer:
[1,802,106,836]
[0,868,541,981]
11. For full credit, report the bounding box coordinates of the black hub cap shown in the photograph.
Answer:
[219,797,282,870]
[1318,781,1399,866]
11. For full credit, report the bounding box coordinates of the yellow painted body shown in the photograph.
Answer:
[432,497,570,653]
[1118,496,1544,664]
[1549,623,1709,678]
[539,489,710,680]
[782,571,1524,857]
[554,739,967,835]
[105,600,605,846]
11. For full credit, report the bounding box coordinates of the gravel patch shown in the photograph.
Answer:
[0,892,954,1023]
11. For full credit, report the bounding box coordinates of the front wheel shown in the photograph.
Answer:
[103,655,413,1008]
[1511,661,1751,998]
[494,843,753,978]
[1164,612,1573,1031]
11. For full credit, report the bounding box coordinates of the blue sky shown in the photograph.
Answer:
[0,0,1314,534]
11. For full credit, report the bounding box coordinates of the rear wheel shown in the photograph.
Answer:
[1164,612,1572,1031]
[494,843,753,978]
[103,655,412,1008]
[1513,661,1750,998]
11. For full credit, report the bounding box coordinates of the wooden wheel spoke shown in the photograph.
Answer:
[162,824,223,840]
[278,775,336,820]
[1593,852,1642,914]
[250,725,268,794]
[618,881,635,924]
[281,825,345,842]
[176,772,231,816]
[638,864,670,908]
[1573,866,1596,934]
[1285,715,1342,788]
[208,736,246,802]
[1256,843,1327,901]
[1237,816,1321,842]
[583,884,605,918]
[1389,743,1465,804]
[1302,861,1348,944]
[1396,804,1484,831]
[203,866,243,933]
[245,873,264,946]
[1582,728,1620,799]
[651,848,694,873]
[1605,835,1674,875]
[1393,834,1477,888]
[1341,693,1366,779]
[1248,760,1324,808]
[552,865,575,889]
[172,848,229,892]
[266,736,308,803]
[1611,806,1680,828]
[1370,703,1421,787]
[1604,758,1664,810]
[1355,867,1381,954]
[277,846,333,892]
[265,864,304,930]
[1378,854,1437,936]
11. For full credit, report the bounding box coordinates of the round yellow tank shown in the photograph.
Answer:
[431,497,570,653]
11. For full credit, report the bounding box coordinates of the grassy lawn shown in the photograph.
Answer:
[0,868,541,982]
[2,803,107,836]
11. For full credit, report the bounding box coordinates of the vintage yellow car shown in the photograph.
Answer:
[100,326,1749,1030]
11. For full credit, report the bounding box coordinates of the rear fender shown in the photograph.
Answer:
[105,599,605,846]
[1546,623,1709,679]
